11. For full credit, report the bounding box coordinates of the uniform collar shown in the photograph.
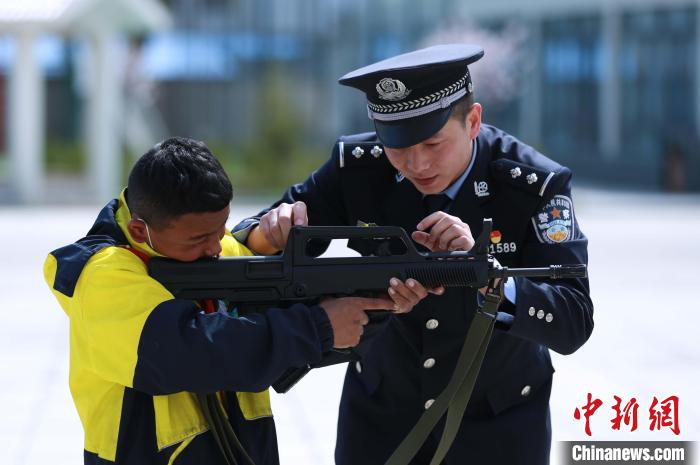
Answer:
[116,189,165,259]
[469,130,495,204]
[440,139,477,201]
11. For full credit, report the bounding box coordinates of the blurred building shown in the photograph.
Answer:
[125,0,700,191]
[467,0,700,192]
[2,0,700,198]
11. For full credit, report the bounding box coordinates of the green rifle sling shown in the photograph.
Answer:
[196,392,256,465]
[385,283,501,465]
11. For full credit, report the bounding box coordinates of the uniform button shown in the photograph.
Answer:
[423,358,436,369]
[424,399,435,410]
[521,385,531,397]
[426,319,439,330]
[545,313,554,323]
[528,307,536,317]
[355,361,362,374]
[536,309,545,320]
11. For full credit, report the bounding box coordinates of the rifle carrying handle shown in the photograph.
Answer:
[289,225,424,259]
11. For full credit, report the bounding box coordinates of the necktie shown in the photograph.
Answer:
[423,193,451,215]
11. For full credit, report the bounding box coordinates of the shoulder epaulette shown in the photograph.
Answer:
[337,140,387,169]
[490,158,560,198]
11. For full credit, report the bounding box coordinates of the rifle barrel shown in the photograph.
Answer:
[496,264,587,280]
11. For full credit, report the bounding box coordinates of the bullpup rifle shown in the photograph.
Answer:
[148,219,586,393]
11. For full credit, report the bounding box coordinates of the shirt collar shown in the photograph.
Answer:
[440,139,478,200]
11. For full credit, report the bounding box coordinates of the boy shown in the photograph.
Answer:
[44,137,399,464]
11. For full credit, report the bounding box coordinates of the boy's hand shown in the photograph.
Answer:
[320,296,394,348]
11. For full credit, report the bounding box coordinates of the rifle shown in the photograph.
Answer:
[148,218,586,393]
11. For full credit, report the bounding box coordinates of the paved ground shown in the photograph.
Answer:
[1,188,698,464]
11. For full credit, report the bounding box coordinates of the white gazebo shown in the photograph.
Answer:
[0,0,171,204]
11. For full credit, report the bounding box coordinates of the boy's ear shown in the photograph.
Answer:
[127,219,148,243]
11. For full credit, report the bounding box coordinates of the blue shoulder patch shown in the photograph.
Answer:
[531,195,576,244]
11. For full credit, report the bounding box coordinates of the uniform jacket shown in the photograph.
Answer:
[44,191,334,465]
[234,124,593,465]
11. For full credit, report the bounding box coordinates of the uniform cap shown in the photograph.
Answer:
[339,44,484,148]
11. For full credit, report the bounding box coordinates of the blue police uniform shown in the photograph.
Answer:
[234,44,593,464]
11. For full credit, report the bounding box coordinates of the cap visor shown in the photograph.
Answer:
[373,106,453,149]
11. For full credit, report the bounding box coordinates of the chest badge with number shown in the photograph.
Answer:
[488,228,517,254]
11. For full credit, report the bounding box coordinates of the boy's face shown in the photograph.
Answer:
[132,206,230,262]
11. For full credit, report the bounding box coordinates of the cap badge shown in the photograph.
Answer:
[376,78,412,101]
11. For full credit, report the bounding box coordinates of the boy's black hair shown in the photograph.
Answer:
[127,137,232,229]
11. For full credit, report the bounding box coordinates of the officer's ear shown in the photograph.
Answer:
[466,103,482,140]
[127,218,149,243]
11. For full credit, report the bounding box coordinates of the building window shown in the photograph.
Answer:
[620,7,697,172]
[541,15,601,161]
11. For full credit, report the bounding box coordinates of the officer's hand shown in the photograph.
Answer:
[411,212,475,252]
[320,296,394,348]
[248,202,308,255]
[388,277,444,313]
[479,257,503,296]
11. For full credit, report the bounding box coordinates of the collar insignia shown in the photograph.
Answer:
[474,180,489,198]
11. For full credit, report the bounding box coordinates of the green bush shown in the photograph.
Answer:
[45,139,85,173]
[216,66,328,196]
[214,143,326,197]
[41,65,330,196]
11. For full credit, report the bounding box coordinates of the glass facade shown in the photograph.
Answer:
[541,15,601,164]
[619,7,697,188]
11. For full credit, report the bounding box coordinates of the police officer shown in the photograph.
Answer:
[234,44,593,464]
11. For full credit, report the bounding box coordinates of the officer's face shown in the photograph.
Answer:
[384,104,482,195]
[131,206,230,262]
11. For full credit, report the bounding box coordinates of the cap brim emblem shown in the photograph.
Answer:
[376,77,411,101]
